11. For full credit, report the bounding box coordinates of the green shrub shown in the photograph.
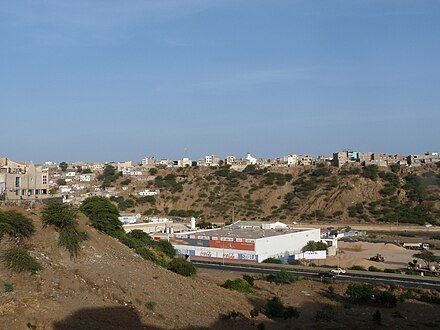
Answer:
[266,270,299,284]
[262,258,282,264]
[374,290,397,308]
[154,240,176,258]
[59,226,88,257]
[223,279,253,293]
[80,196,124,237]
[345,283,374,303]
[242,274,254,287]
[4,283,13,292]
[169,258,196,277]
[262,297,285,318]
[398,291,416,301]
[41,201,78,228]
[384,268,399,274]
[368,266,382,272]
[419,294,440,304]
[2,247,42,274]
[0,211,35,239]
[315,307,334,322]
[302,240,328,252]
[349,265,366,271]
[144,301,157,311]
[261,297,299,320]
[362,165,378,180]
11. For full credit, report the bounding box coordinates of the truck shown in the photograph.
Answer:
[402,243,430,250]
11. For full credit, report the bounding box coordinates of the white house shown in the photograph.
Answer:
[59,185,72,193]
[66,172,76,177]
[246,153,257,165]
[286,154,299,167]
[139,189,159,197]
[79,174,92,182]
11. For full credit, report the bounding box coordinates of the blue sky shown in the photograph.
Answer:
[1,0,439,163]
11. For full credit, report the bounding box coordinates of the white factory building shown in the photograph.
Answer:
[170,221,322,263]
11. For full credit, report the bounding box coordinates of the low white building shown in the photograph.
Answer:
[59,185,72,193]
[170,221,321,263]
[139,189,159,196]
[79,174,92,182]
[66,172,76,177]
[118,213,141,224]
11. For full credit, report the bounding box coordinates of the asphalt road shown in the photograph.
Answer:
[194,261,440,290]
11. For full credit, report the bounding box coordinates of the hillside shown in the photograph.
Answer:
[110,163,440,226]
[0,207,255,329]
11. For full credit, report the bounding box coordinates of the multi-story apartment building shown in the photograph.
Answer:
[0,158,49,200]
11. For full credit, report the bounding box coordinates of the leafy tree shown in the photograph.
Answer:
[81,168,92,174]
[41,201,87,257]
[149,168,158,175]
[41,201,78,228]
[80,196,123,237]
[58,225,88,257]
[59,162,68,172]
[302,240,328,252]
[413,251,439,267]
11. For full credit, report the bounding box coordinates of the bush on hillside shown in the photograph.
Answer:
[261,297,299,320]
[59,225,88,257]
[266,270,300,284]
[222,278,253,293]
[80,197,123,237]
[242,274,255,287]
[41,201,78,228]
[345,283,374,303]
[1,247,42,274]
[169,258,196,277]
[0,211,35,240]
[374,290,398,308]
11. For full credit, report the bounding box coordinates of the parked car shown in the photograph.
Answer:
[330,268,346,274]
[318,272,336,280]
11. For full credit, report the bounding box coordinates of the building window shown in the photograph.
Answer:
[42,175,47,184]
[15,177,20,188]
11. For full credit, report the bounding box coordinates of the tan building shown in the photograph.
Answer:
[0,158,49,200]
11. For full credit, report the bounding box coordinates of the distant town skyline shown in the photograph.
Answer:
[1,1,439,163]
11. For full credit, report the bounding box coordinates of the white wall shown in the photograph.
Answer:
[254,229,321,262]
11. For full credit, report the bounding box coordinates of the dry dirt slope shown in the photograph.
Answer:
[0,208,255,330]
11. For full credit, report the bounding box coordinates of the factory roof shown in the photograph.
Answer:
[176,226,317,241]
